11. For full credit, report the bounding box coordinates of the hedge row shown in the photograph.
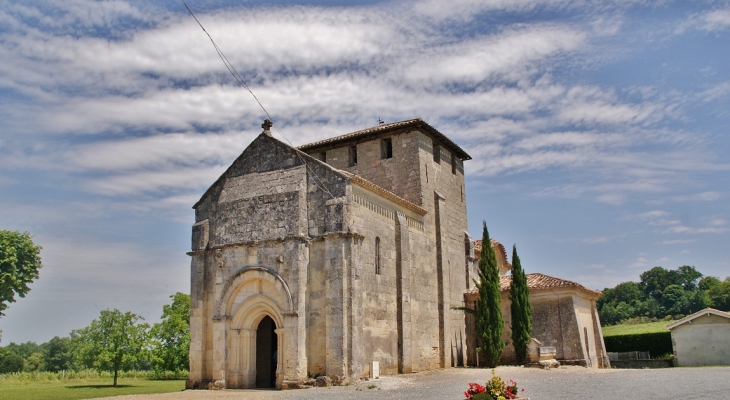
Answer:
[603,331,673,357]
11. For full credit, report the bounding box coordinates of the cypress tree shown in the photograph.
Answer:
[476,221,504,367]
[510,244,532,364]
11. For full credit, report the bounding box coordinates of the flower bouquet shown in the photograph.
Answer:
[463,369,525,400]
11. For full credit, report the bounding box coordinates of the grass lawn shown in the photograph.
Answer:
[602,320,671,337]
[0,378,185,400]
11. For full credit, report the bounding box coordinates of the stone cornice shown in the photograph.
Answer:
[186,232,365,256]
[347,173,428,216]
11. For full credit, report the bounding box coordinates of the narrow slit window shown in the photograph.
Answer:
[452,155,457,174]
[433,143,441,164]
[349,145,358,166]
[375,237,381,274]
[381,138,393,159]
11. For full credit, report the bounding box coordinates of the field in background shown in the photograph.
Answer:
[0,378,184,400]
[602,320,671,337]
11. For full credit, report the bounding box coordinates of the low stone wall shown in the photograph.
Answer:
[610,359,673,369]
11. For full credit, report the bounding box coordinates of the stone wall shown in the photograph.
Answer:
[465,290,607,368]
[188,134,351,389]
[307,126,470,372]
[190,123,473,390]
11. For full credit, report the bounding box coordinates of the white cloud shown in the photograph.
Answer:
[659,239,696,245]
[630,256,648,268]
[687,7,730,32]
[637,210,668,220]
[84,165,227,196]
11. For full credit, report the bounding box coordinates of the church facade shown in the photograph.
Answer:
[186,119,475,389]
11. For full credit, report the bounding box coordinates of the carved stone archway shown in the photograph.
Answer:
[216,267,292,389]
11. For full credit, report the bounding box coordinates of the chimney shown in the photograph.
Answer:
[261,119,273,136]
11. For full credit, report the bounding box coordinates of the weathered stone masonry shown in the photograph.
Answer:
[187,119,474,389]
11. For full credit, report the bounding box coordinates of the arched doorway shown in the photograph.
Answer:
[255,315,278,388]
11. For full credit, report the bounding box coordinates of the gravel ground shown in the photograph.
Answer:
[98,366,730,400]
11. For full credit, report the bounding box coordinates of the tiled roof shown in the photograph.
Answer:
[466,273,602,299]
[473,239,511,269]
[297,118,472,160]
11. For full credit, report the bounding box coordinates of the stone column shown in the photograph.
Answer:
[212,318,227,385]
[395,212,413,373]
[240,329,256,388]
[324,237,347,378]
[187,253,206,387]
[433,191,451,368]
[275,328,285,388]
[348,234,364,380]
[295,242,308,380]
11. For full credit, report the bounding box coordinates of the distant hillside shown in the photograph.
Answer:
[602,320,671,337]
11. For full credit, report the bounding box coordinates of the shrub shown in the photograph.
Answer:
[603,332,673,356]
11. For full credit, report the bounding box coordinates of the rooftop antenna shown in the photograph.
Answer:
[378,118,385,125]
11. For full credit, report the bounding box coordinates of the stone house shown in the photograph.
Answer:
[186,119,474,389]
[667,308,730,367]
[464,240,610,368]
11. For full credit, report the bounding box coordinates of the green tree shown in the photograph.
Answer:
[660,284,687,316]
[0,350,24,373]
[509,245,531,364]
[5,341,42,359]
[44,336,73,372]
[72,309,149,386]
[675,265,703,291]
[475,222,504,367]
[23,352,44,372]
[150,292,190,372]
[698,276,722,291]
[0,230,43,317]
[640,266,673,300]
[707,277,730,311]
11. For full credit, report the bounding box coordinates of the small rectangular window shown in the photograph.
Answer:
[433,143,441,164]
[381,138,393,159]
[349,145,357,166]
[452,155,457,174]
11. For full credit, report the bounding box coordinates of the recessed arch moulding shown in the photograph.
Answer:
[209,264,302,389]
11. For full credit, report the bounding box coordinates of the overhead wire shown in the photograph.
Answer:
[180,0,337,200]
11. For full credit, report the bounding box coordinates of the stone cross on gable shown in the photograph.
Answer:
[262,119,273,136]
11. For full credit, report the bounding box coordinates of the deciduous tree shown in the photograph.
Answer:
[44,336,73,372]
[0,230,42,316]
[150,292,190,372]
[510,245,531,364]
[72,309,149,386]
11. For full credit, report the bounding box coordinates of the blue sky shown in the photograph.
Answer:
[1,0,728,344]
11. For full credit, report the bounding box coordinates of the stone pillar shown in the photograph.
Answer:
[295,242,308,380]
[395,212,413,373]
[433,191,451,368]
[324,237,347,378]
[187,253,206,388]
[348,235,364,379]
[212,319,227,385]
[241,329,256,388]
[275,328,285,388]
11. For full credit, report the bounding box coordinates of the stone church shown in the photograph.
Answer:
[186,119,475,389]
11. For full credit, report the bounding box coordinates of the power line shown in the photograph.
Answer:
[180,0,336,200]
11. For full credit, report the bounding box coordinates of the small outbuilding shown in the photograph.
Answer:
[667,308,730,367]
[464,240,610,368]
